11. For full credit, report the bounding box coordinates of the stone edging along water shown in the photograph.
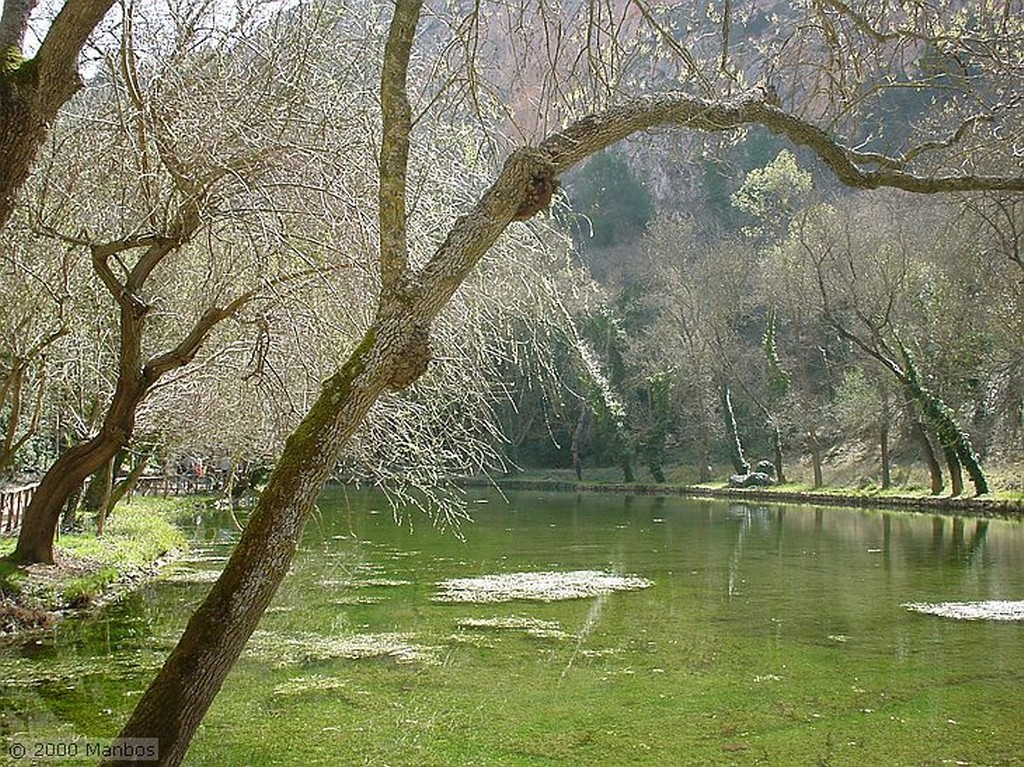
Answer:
[463,478,1024,518]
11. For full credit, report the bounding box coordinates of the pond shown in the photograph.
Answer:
[2,489,1024,766]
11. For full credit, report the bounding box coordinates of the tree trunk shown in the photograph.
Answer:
[106,323,407,765]
[879,386,893,489]
[642,374,670,483]
[93,457,114,536]
[107,454,150,512]
[11,430,127,562]
[0,1,117,231]
[771,420,785,483]
[880,421,891,490]
[943,443,964,497]
[908,413,943,495]
[0,69,52,231]
[697,416,711,483]
[719,380,749,474]
[571,405,588,481]
[82,455,115,513]
[902,359,988,495]
[60,483,83,533]
[808,427,823,489]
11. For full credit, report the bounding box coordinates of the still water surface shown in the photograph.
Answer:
[2,489,1024,766]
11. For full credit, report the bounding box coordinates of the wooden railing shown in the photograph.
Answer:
[1,482,39,535]
[132,474,216,498]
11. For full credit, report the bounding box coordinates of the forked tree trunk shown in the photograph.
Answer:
[12,337,146,563]
[10,235,244,563]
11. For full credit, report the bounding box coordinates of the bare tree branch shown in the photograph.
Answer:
[378,0,422,301]
[0,0,39,54]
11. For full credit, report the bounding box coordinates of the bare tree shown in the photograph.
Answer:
[96,3,1024,763]
[8,0,366,563]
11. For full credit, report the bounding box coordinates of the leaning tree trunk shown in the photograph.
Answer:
[106,453,150,512]
[719,380,749,474]
[11,422,132,563]
[942,442,964,497]
[907,408,944,495]
[11,325,147,563]
[103,329,400,766]
[902,357,987,495]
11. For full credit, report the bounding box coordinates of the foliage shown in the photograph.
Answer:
[732,149,813,240]
[566,150,654,249]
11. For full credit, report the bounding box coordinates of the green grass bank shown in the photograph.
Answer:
[1,497,191,633]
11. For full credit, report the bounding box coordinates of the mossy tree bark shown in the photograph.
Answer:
[823,317,988,497]
[642,374,671,483]
[901,350,987,496]
[107,4,1024,763]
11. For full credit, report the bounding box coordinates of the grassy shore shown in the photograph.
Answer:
[481,467,1024,516]
[0,497,192,632]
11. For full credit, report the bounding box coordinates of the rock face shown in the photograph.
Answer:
[729,472,775,488]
